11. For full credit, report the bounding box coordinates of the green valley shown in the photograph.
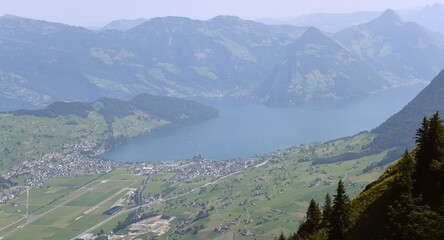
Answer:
[0,131,390,240]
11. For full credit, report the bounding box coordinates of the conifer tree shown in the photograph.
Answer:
[322,193,333,228]
[329,180,350,240]
[386,193,442,240]
[414,112,444,206]
[296,199,321,239]
[385,151,415,239]
[386,115,444,239]
[278,231,286,240]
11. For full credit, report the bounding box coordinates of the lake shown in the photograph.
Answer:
[102,84,426,162]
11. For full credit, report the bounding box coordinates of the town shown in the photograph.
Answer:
[0,137,282,204]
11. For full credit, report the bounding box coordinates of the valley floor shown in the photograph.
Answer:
[0,132,392,239]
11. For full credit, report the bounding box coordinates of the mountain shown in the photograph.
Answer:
[0,15,105,110]
[400,3,444,35]
[100,18,150,31]
[334,10,444,86]
[120,16,304,96]
[260,27,388,106]
[2,13,442,110]
[0,15,307,110]
[257,11,381,33]
[256,4,444,35]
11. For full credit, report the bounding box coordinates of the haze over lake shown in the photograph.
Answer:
[103,84,425,162]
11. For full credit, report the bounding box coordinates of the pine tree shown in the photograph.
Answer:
[414,112,444,207]
[385,114,444,239]
[386,193,442,240]
[385,151,415,239]
[394,150,415,195]
[322,193,333,228]
[329,180,350,240]
[296,199,321,239]
[306,199,321,231]
[278,231,286,240]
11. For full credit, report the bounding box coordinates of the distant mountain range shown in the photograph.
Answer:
[256,3,444,34]
[0,15,305,109]
[100,4,444,35]
[0,10,443,109]
[257,11,381,33]
[334,10,444,86]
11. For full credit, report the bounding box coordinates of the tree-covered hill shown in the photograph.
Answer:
[294,113,444,240]
[13,93,218,124]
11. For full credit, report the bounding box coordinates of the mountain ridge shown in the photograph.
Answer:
[334,10,444,85]
[261,26,388,106]
[370,69,444,150]
[0,12,441,110]
[12,93,219,124]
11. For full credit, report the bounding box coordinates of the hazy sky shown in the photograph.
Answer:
[1,0,444,27]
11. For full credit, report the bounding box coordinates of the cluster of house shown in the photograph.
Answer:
[132,154,275,183]
[0,140,119,203]
[0,187,26,204]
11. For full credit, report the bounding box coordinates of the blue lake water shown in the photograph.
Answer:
[102,84,426,162]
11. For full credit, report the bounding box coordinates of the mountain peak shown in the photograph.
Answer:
[0,14,32,21]
[1,14,22,19]
[296,26,332,45]
[304,26,322,34]
[209,15,242,23]
[423,3,444,11]
[374,9,402,23]
[298,26,325,39]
